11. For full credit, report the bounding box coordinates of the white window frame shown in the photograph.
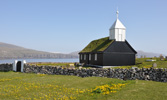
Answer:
[95,54,97,61]
[84,54,86,60]
[89,54,91,60]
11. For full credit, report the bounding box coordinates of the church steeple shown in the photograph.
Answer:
[116,10,119,19]
[109,10,126,41]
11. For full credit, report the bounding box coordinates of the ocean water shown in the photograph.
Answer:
[0,58,79,64]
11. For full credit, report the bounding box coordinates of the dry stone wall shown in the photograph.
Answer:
[24,64,167,82]
[0,64,13,71]
[0,63,166,82]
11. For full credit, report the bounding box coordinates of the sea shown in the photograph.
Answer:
[0,58,79,64]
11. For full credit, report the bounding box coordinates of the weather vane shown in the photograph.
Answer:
[116,8,119,19]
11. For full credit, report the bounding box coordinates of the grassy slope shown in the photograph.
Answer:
[114,58,167,69]
[135,58,167,68]
[0,72,167,100]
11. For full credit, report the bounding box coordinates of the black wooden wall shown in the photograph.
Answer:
[102,41,136,66]
[79,40,136,66]
[103,53,135,66]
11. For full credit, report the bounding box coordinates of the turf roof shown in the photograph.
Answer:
[80,37,114,53]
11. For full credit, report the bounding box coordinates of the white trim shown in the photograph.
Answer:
[21,60,26,72]
[13,60,18,71]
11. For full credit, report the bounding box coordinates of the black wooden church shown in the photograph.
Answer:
[79,11,137,66]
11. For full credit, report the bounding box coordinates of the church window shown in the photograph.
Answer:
[84,54,86,60]
[89,54,91,60]
[95,54,97,61]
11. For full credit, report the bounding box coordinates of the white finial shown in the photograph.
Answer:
[116,9,119,19]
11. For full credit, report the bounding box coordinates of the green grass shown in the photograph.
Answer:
[0,72,167,100]
[29,62,73,67]
[30,58,167,69]
[80,37,114,53]
[114,58,167,69]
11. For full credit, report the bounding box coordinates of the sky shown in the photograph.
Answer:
[0,0,167,55]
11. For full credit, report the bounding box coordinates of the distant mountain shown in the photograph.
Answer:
[69,51,79,57]
[0,42,164,60]
[0,42,78,59]
[136,50,165,58]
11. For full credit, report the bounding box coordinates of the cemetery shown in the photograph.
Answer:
[0,57,167,83]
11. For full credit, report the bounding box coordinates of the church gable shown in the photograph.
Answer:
[104,40,137,53]
[79,37,114,53]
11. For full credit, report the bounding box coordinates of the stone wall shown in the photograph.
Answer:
[0,63,166,82]
[24,64,167,82]
[0,64,13,71]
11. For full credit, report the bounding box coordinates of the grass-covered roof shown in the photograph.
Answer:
[80,37,114,53]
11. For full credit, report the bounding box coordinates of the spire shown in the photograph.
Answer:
[110,9,125,29]
[109,9,126,41]
[116,9,119,19]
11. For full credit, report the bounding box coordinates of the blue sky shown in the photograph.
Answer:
[0,0,167,55]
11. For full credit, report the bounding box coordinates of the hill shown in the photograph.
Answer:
[0,42,165,59]
[0,42,78,59]
[137,50,165,58]
[69,51,80,57]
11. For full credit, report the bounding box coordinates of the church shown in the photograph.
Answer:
[79,11,137,66]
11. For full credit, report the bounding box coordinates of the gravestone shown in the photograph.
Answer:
[159,54,164,60]
[152,63,157,68]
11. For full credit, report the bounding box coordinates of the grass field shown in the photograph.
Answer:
[112,58,167,69]
[0,72,167,100]
[28,62,72,67]
[28,58,167,69]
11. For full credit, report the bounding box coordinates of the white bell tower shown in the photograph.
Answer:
[109,10,126,41]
